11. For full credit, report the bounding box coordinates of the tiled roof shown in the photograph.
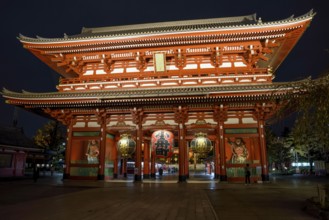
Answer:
[18,10,315,43]
[78,14,257,36]
[0,127,37,148]
[2,80,305,101]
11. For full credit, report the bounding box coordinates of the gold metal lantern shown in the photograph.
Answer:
[190,132,213,158]
[117,134,136,158]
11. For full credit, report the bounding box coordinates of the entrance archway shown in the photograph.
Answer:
[150,130,177,180]
[188,133,216,182]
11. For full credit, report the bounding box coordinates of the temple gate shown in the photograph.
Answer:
[2,11,315,182]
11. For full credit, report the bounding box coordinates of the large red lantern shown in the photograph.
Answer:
[151,130,174,159]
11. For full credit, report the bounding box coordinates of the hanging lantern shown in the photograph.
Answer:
[190,132,213,158]
[151,130,174,159]
[117,134,136,158]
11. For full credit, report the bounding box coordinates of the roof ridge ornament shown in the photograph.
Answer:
[22,90,32,94]
[1,87,11,94]
[257,17,262,24]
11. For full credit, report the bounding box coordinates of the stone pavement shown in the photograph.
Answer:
[0,173,327,220]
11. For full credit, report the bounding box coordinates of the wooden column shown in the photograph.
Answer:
[258,119,269,181]
[123,158,127,178]
[178,123,186,182]
[113,137,118,178]
[184,138,189,179]
[218,122,227,181]
[214,105,228,181]
[214,139,220,179]
[175,106,188,182]
[96,109,107,180]
[143,141,150,179]
[255,103,271,182]
[132,108,143,182]
[135,124,142,181]
[64,121,73,179]
[98,120,106,180]
[151,151,156,178]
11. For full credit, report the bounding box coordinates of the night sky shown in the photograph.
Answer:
[0,0,328,137]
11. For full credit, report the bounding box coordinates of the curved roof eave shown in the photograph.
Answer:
[17,10,315,45]
[1,79,308,102]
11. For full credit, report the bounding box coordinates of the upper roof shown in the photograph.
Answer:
[18,10,315,43]
[78,14,257,37]
[15,10,315,82]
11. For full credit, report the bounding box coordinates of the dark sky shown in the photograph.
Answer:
[0,0,328,137]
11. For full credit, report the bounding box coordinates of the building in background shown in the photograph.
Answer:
[0,126,45,177]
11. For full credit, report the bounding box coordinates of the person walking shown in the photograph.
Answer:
[245,163,251,184]
[159,167,163,178]
[33,166,39,183]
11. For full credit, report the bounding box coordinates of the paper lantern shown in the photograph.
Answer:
[151,130,174,158]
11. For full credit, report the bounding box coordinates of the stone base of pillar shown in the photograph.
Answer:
[151,173,156,178]
[123,173,127,178]
[220,175,227,181]
[63,173,70,179]
[178,175,187,182]
[113,173,118,179]
[134,174,142,181]
[261,174,269,181]
[97,174,104,180]
[143,174,150,179]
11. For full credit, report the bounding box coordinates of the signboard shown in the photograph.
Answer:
[153,52,166,72]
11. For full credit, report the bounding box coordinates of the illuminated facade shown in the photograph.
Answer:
[2,11,315,182]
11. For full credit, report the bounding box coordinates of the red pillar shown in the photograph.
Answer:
[123,158,127,178]
[135,124,142,181]
[259,119,269,181]
[214,105,228,182]
[178,123,187,182]
[113,137,118,179]
[151,151,156,178]
[98,119,106,180]
[143,141,150,179]
[64,122,73,179]
[184,139,189,179]
[219,122,227,181]
[214,139,220,179]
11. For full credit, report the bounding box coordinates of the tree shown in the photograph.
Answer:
[296,74,328,139]
[34,120,66,169]
[266,127,293,172]
[277,71,329,169]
